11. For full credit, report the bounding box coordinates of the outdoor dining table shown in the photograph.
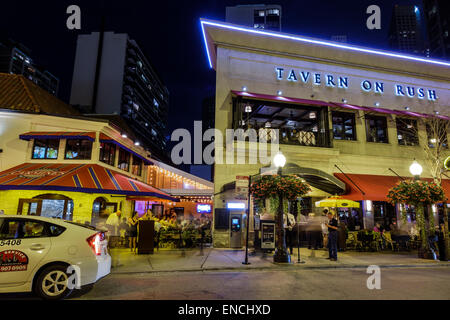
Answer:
[357,231,376,251]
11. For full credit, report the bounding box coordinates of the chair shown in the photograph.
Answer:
[358,231,375,251]
[382,231,396,251]
[373,232,383,251]
[346,231,362,250]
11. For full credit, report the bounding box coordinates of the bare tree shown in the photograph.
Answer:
[398,115,450,259]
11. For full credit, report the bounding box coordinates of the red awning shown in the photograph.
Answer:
[0,163,177,201]
[335,173,450,201]
[19,131,96,141]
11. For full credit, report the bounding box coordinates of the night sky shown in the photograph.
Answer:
[1,0,422,178]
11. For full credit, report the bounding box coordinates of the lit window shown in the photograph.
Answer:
[65,139,93,160]
[332,112,356,141]
[118,148,131,171]
[99,142,116,166]
[365,115,388,143]
[396,119,418,146]
[32,139,59,159]
[131,155,143,176]
[267,9,280,15]
[426,122,448,149]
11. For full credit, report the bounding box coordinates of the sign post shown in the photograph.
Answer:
[238,175,251,265]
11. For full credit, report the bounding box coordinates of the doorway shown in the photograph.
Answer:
[91,197,117,226]
[17,199,42,216]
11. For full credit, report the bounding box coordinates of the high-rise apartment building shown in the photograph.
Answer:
[70,32,169,161]
[422,0,450,59]
[0,38,59,95]
[331,35,348,43]
[388,5,424,55]
[225,4,282,31]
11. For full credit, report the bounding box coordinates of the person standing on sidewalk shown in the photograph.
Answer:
[106,210,122,247]
[321,209,329,249]
[128,212,139,253]
[283,211,296,255]
[106,210,122,267]
[325,211,338,261]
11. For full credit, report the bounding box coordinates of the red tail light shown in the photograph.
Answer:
[87,232,104,256]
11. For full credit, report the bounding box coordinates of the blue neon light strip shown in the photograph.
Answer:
[200,19,450,68]
[19,134,95,142]
[0,185,179,201]
[201,20,213,69]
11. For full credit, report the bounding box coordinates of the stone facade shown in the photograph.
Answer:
[202,20,450,247]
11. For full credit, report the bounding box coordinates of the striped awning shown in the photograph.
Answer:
[19,131,96,141]
[0,163,177,201]
[99,133,152,165]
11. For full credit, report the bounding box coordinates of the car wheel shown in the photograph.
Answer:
[34,264,73,300]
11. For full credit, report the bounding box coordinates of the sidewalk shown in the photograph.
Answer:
[109,247,450,274]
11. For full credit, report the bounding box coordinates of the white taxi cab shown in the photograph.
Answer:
[0,215,111,299]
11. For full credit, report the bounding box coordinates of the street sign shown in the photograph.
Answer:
[235,175,249,198]
[254,215,261,231]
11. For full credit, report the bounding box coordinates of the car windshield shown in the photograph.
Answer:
[63,221,99,231]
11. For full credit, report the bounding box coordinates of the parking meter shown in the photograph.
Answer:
[230,214,242,248]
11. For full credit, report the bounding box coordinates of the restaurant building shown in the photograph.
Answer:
[0,109,177,224]
[0,74,212,224]
[200,19,450,247]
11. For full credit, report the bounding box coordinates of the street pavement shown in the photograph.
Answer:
[108,247,450,273]
[72,267,450,300]
[1,248,449,300]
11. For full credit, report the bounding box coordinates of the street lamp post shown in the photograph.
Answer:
[273,151,291,263]
[296,199,305,264]
[409,160,423,181]
[409,160,430,257]
[242,174,253,265]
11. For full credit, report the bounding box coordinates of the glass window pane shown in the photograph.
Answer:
[118,149,130,171]
[132,155,143,176]
[32,139,59,159]
[332,112,356,141]
[65,139,92,160]
[100,142,116,166]
[366,115,388,143]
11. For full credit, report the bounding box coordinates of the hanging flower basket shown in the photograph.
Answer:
[387,179,446,260]
[386,180,446,206]
[250,175,311,202]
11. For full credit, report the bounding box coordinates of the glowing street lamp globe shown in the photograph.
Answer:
[273,152,286,168]
[409,160,423,177]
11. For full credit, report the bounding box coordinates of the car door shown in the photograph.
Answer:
[0,218,52,287]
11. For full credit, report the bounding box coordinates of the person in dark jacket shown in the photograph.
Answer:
[127,211,139,253]
[325,211,339,261]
